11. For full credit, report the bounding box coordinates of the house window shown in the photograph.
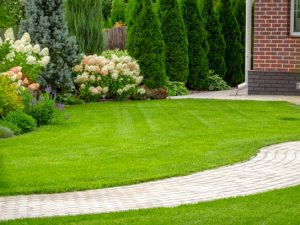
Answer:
[291,0,300,36]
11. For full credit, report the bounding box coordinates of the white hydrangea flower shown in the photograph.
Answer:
[40,48,49,56]
[89,75,96,82]
[26,55,37,65]
[40,56,50,67]
[111,72,119,80]
[15,43,25,52]
[138,88,146,95]
[80,84,86,89]
[24,44,33,53]
[32,44,41,54]
[102,87,109,94]
[117,89,123,95]
[6,52,15,60]
[20,32,31,44]
[4,28,15,42]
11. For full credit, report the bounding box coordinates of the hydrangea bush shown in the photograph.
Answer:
[73,51,145,101]
[0,28,50,91]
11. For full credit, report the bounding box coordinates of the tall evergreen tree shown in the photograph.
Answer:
[65,0,104,54]
[109,0,126,26]
[158,0,188,83]
[126,0,166,88]
[182,0,209,90]
[202,0,226,78]
[220,0,243,86]
[126,0,142,27]
[235,0,246,76]
[20,0,79,92]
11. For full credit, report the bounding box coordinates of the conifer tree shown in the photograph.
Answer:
[158,0,189,83]
[20,0,79,92]
[109,0,126,26]
[220,0,243,86]
[235,0,246,76]
[126,0,166,88]
[126,0,142,27]
[182,0,209,90]
[202,0,226,78]
[65,0,104,54]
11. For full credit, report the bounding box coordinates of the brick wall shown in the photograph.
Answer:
[253,0,300,72]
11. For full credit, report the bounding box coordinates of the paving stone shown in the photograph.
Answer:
[0,142,299,221]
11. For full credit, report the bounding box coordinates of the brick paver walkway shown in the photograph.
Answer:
[1,142,300,221]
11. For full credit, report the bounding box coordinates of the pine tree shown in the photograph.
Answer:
[20,0,79,92]
[65,0,104,55]
[220,0,243,86]
[109,0,126,26]
[235,0,246,76]
[158,0,189,83]
[202,0,226,78]
[126,0,166,88]
[182,0,209,90]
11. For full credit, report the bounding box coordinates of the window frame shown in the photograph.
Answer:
[291,0,300,37]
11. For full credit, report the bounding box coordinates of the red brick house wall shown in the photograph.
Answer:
[249,0,300,95]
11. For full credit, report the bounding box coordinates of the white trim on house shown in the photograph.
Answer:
[291,0,300,37]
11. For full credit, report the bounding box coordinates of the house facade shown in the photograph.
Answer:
[248,0,300,95]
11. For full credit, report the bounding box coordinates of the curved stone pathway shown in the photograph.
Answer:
[1,142,300,221]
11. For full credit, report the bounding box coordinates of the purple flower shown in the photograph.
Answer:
[55,103,65,111]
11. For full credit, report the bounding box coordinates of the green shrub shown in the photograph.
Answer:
[101,49,129,58]
[158,0,189,83]
[0,120,21,135]
[3,110,37,134]
[220,0,243,86]
[127,0,167,89]
[109,0,126,26]
[0,76,23,118]
[202,0,226,79]
[208,70,230,91]
[26,94,56,126]
[65,0,103,55]
[165,80,189,96]
[182,0,209,90]
[0,126,14,139]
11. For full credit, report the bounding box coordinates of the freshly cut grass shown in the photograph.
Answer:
[1,185,299,224]
[0,99,300,196]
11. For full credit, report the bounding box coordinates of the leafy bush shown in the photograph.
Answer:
[0,75,23,118]
[0,126,14,139]
[101,49,129,58]
[56,93,83,105]
[73,53,145,101]
[208,70,230,91]
[147,88,168,100]
[3,110,37,134]
[26,94,56,126]
[0,120,21,135]
[0,29,50,85]
[165,81,189,96]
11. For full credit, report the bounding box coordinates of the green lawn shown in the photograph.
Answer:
[0,99,300,196]
[1,185,299,225]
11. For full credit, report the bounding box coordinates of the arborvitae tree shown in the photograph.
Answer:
[20,0,79,92]
[182,0,209,90]
[126,0,142,27]
[109,0,126,26]
[235,0,246,76]
[126,0,166,88]
[202,0,226,78]
[157,0,188,83]
[220,0,243,86]
[65,0,104,55]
